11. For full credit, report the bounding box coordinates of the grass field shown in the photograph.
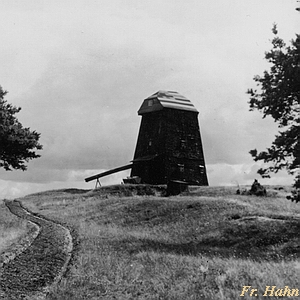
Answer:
[4,185,300,299]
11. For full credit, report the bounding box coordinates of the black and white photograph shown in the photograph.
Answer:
[0,0,299,299]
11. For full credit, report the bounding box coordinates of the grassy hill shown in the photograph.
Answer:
[3,185,300,299]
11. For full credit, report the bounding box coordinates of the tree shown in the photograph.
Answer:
[247,25,300,188]
[0,86,42,171]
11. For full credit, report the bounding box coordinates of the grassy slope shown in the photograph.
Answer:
[16,186,300,299]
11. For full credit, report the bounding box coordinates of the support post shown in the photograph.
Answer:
[95,178,101,189]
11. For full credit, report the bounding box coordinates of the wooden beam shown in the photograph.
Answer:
[85,163,133,182]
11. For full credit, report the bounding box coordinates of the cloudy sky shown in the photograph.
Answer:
[0,0,299,199]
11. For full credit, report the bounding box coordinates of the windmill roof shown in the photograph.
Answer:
[138,90,198,115]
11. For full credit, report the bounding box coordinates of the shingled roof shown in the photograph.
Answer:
[138,90,198,115]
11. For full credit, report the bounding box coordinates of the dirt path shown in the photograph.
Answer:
[0,200,73,300]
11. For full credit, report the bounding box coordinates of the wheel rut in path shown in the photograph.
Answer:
[0,200,73,300]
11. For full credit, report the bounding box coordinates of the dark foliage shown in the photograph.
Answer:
[247,25,300,188]
[0,86,42,171]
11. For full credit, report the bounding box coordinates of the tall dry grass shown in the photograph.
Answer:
[0,201,32,255]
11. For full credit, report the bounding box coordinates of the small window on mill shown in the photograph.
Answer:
[199,165,204,173]
[180,139,187,149]
[178,164,184,172]
[148,100,153,106]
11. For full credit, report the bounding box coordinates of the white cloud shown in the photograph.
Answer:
[0,169,131,199]
[0,0,299,198]
[207,163,293,187]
